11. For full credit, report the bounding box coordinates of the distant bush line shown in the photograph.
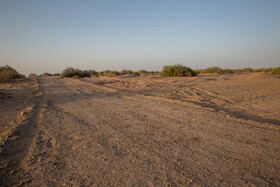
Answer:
[194,67,279,75]
[60,67,159,78]
[2,65,278,83]
[194,67,233,74]
[59,66,280,79]
[40,73,60,76]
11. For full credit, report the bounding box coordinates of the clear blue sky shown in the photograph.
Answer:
[0,0,279,74]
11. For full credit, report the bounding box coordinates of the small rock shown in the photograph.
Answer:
[10,170,15,174]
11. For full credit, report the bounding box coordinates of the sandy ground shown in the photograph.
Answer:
[0,72,279,186]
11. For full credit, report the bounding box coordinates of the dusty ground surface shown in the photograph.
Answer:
[0,72,279,186]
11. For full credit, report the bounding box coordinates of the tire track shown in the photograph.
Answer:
[0,77,45,186]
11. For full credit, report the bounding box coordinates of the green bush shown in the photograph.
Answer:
[140,70,159,76]
[132,72,140,76]
[73,75,80,79]
[232,69,242,73]
[61,67,97,78]
[102,70,120,77]
[148,71,159,75]
[254,68,273,73]
[120,69,133,75]
[254,69,262,72]
[272,67,280,75]
[242,68,254,72]
[263,68,273,72]
[61,67,79,77]
[198,67,234,74]
[221,69,234,74]
[159,64,197,77]
[41,72,53,76]
[194,69,203,75]
[138,70,148,74]
[81,70,98,77]
[0,65,25,82]
[53,73,60,76]
[200,67,223,74]
[90,73,98,77]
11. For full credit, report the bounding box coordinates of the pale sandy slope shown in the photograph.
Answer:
[0,73,280,186]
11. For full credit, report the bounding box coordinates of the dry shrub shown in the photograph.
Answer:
[102,70,120,77]
[242,68,254,72]
[198,67,233,74]
[0,65,25,82]
[272,67,280,75]
[200,67,223,74]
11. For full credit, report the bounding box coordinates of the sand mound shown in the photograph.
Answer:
[245,72,277,80]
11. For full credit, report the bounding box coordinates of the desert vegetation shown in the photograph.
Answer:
[28,73,37,78]
[61,67,98,78]
[159,64,197,77]
[138,70,148,74]
[41,72,53,76]
[221,69,234,74]
[242,68,254,72]
[60,67,157,78]
[120,69,133,75]
[0,65,25,82]
[232,69,242,73]
[272,67,280,75]
[254,68,273,73]
[39,72,61,76]
[200,66,223,74]
[194,67,278,75]
[1,65,278,83]
[100,70,120,77]
[196,67,234,74]
[59,65,279,79]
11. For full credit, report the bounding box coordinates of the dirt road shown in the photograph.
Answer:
[1,73,280,186]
